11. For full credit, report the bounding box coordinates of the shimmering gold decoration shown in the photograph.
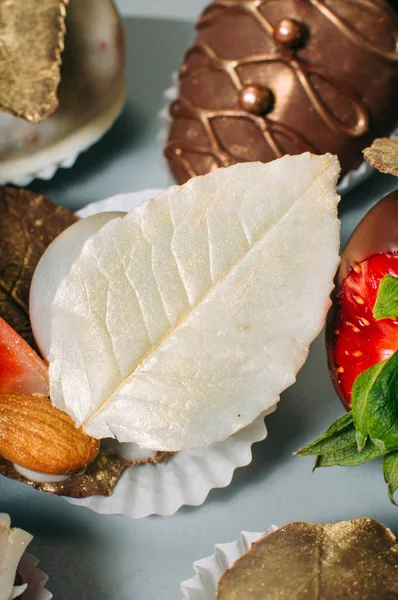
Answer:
[363,137,398,177]
[238,84,273,116]
[0,0,68,123]
[217,520,398,599]
[0,446,173,498]
[273,18,304,48]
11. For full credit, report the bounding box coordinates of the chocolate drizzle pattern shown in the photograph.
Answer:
[166,0,398,184]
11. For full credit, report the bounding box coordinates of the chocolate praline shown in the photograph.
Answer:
[166,0,398,185]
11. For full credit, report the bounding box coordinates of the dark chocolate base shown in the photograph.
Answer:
[0,447,174,498]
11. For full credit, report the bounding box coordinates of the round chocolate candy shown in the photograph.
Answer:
[165,0,398,185]
[238,84,273,115]
[273,18,304,48]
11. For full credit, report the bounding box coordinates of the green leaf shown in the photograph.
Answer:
[296,412,384,468]
[383,451,398,506]
[373,274,398,320]
[315,436,383,468]
[351,360,386,450]
[352,350,398,452]
[297,412,354,457]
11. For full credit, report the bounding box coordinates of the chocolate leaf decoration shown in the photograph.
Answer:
[373,274,398,320]
[363,137,398,176]
[296,412,384,468]
[352,350,398,452]
[0,447,172,498]
[0,186,77,351]
[217,519,398,600]
[0,0,67,123]
[383,451,398,506]
[49,155,340,450]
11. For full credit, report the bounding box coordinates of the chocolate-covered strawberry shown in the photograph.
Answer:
[298,190,398,505]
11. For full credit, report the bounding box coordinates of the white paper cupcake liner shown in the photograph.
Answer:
[68,407,274,519]
[180,527,278,600]
[69,190,277,518]
[17,553,52,600]
[159,73,397,194]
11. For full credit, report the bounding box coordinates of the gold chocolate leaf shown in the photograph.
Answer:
[217,520,398,600]
[363,137,398,176]
[0,447,173,498]
[0,186,77,350]
[0,0,68,123]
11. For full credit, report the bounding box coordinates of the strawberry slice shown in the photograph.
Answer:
[333,252,398,407]
[0,316,49,396]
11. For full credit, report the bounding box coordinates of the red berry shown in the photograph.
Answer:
[332,253,398,407]
[0,316,49,396]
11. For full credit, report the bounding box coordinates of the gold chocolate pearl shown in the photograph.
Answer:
[273,18,303,48]
[170,100,182,118]
[238,84,273,115]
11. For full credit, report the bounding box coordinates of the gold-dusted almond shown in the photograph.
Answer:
[0,394,99,475]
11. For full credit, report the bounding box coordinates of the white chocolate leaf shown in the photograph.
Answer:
[49,155,341,450]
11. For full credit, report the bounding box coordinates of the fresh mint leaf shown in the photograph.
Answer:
[352,350,398,452]
[373,274,398,320]
[383,451,398,506]
[297,412,384,468]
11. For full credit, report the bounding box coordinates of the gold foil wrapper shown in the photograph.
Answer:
[0,0,68,123]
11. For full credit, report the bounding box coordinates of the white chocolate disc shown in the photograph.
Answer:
[30,211,125,359]
[13,465,69,484]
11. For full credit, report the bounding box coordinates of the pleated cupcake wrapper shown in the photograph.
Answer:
[69,190,277,519]
[15,553,52,600]
[179,527,278,600]
[159,73,397,194]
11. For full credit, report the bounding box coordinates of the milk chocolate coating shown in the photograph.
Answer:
[217,520,398,600]
[338,190,398,284]
[326,189,398,405]
[166,0,398,184]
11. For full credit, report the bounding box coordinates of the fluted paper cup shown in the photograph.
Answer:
[180,528,278,600]
[17,553,52,600]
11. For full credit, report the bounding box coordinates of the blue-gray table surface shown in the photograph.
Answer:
[2,6,398,600]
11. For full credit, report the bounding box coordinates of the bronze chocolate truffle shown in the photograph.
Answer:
[165,0,398,184]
